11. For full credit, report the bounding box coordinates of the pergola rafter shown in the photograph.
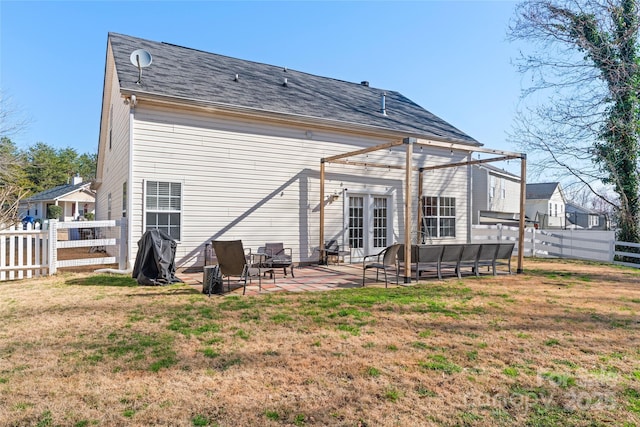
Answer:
[320,137,526,283]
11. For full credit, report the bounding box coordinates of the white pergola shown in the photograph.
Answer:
[320,137,526,283]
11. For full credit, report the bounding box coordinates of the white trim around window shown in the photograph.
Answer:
[143,179,183,241]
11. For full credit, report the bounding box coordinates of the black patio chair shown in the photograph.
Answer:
[362,243,401,288]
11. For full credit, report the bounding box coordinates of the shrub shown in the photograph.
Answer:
[47,205,62,219]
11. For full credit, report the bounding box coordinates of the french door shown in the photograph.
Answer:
[347,194,391,261]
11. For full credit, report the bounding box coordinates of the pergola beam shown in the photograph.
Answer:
[419,155,521,172]
[323,140,404,163]
[329,159,405,170]
[415,138,523,158]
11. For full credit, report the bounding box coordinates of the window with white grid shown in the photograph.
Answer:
[422,196,456,238]
[348,196,364,249]
[372,197,388,248]
[145,181,182,240]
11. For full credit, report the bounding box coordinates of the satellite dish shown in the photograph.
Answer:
[130,49,152,84]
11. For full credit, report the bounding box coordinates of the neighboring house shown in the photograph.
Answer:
[471,164,521,225]
[525,182,566,229]
[565,201,608,230]
[96,33,515,269]
[19,176,96,222]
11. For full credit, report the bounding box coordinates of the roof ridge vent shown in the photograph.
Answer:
[361,81,369,87]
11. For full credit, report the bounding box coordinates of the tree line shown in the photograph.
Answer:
[0,137,96,225]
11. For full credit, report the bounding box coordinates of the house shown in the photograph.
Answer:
[95,33,522,270]
[525,182,566,229]
[471,164,521,225]
[565,201,608,230]
[19,175,95,223]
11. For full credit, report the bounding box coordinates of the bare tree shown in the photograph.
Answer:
[509,0,640,243]
[0,90,30,228]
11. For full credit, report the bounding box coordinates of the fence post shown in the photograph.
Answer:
[531,227,536,257]
[609,239,616,262]
[48,219,58,275]
[119,217,128,271]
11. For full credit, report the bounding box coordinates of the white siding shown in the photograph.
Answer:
[128,104,471,267]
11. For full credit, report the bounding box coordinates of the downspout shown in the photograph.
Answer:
[467,153,473,243]
[127,95,136,270]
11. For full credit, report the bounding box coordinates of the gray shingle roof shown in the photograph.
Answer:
[526,182,560,200]
[109,33,479,145]
[25,182,91,202]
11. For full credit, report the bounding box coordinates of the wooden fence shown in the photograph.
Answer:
[472,224,640,268]
[0,218,127,281]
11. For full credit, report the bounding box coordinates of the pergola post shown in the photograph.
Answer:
[517,154,527,274]
[319,159,326,264]
[403,137,415,283]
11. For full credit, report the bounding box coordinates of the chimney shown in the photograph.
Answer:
[72,174,83,185]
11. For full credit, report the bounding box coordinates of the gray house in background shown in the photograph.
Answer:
[565,201,609,230]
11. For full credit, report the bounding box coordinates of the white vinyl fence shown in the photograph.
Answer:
[472,224,640,268]
[0,218,127,281]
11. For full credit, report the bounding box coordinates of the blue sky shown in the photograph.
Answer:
[1,1,523,165]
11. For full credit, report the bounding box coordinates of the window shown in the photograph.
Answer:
[107,193,112,220]
[122,181,127,217]
[422,196,456,238]
[372,197,388,248]
[109,105,113,151]
[489,176,496,199]
[348,196,364,249]
[500,178,506,199]
[145,181,181,240]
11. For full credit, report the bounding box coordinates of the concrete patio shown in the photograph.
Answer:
[177,263,409,296]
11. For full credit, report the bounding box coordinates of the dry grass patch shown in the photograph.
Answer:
[0,259,639,426]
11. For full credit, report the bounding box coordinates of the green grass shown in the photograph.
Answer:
[419,354,462,374]
[541,372,576,388]
[384,387,402,402]
[366,367,381,377]
[503,367,519,377]
[265,410,280,420]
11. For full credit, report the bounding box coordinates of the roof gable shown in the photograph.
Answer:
[526,182,562,200]
[108,33,479,145]
[25,182,93,202]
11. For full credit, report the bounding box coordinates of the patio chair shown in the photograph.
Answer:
[415,245,444,280]
[458,244,481,277]
[362,243,401,288]
[475,244,499,276]
[264,242,294,277]
[493,242,515,275]
[212,240,274,295]
[438,244,464,279]
[324,240,351,265]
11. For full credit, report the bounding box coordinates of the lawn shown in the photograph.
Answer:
[0,258,639,426]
